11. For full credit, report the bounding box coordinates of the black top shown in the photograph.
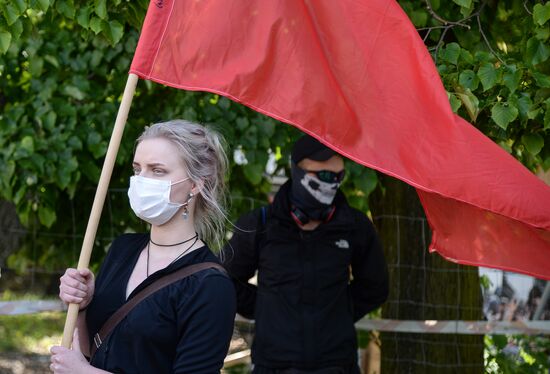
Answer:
[86,233,236,374]
[222,182,388,370]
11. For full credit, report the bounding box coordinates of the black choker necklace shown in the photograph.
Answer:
[147,233,199,277]
[150,233,198,247]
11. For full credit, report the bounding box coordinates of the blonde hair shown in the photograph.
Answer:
[137,120,229,250]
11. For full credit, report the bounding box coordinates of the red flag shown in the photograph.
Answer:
[130,0,550,279]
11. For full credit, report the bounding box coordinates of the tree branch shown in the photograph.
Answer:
[424,0,471,29]
[476,14,505,64]
[417,26,449,31]
[420,0,505,65]
[433,26,451,65]
[423,28,433,43]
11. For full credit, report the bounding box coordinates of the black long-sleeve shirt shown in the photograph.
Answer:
[86,233,236,373]
[222,182,389,370]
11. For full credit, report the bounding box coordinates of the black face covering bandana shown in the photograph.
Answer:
[289,163,341,221]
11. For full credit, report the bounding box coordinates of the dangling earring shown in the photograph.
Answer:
[182,192,194,220]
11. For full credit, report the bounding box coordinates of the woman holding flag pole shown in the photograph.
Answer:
[50,120,236,373]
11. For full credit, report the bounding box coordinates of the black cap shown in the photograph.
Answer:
[291,135,338,164]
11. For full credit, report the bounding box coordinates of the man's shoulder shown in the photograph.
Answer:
[339,206,378,239]
[334,201,370,225]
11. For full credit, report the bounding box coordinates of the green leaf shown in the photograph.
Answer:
[0,31,11,54]
[21,136,35,153]
[9,18,23,40]
[43,111,57,131]
[452,0,471,8]
[95,0,107,20]
[502,65,522,93]
[64,85,85,100]
[103,20,124,45]
[492,334,507,350]
[56,158,76,189]
[355,169,378,197]
[2,4,20,25]
[31,0,50,12]
[66,156,78,172]
[80,158,101,183]
[448,92,462,112]
[410,10,428,27]
[87,131,101,146]
[533,71,550,88]
[13,186,27,205]
[76,6,92,28]
[526,37,550,66]
[533,3,550,26]
[260,119,275,138]
[527,108,541,120]
[459,2,474,17]
[459,49,474,64]
[474,50,491,63]
[29,57,44,76]
[4,160,15,188]
[242,163,263,185]
[67,136,83,150]
[535,25,550,42]
[89,17,103,34]
[458,69,479,90]
[30,154,45,174]
[43,54,59,68]
[440,42,461,65]
[56,0,75,19]
[87,132,106,158]
[218,97,231,110]
[89,49,102,67]
[522,133,544,156]
[12,0,26,14]
[455,88,480,122]
[477,63,498,91]
[491,102,518,130]
[510,94,532,120]
[236,117,249,130]
[38,205,56,228]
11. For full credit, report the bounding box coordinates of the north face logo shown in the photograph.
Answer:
[335,239,349,249]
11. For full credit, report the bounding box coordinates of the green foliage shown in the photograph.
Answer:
[534,3,550,26]
[403,0,550,168]
[0,312,64,353]
[485,334,550,373]
[492,102,519,130]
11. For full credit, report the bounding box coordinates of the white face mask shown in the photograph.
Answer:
[128,175,190,226]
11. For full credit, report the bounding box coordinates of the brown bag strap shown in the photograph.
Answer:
[90,261,226,359]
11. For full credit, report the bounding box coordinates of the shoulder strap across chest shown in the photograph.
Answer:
[89,261,225,359]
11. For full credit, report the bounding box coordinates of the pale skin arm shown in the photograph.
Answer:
[53,269,110,373]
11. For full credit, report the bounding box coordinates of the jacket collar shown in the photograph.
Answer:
[271,180,357,229]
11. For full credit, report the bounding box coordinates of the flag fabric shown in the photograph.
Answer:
[130,0,550,279]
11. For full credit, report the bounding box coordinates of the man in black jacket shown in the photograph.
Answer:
[222,135,389,373]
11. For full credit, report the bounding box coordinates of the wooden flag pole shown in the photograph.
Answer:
[61,73,139,348]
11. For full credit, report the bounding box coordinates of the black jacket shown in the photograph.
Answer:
[222,182,389,370]
[86,233,236,373]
